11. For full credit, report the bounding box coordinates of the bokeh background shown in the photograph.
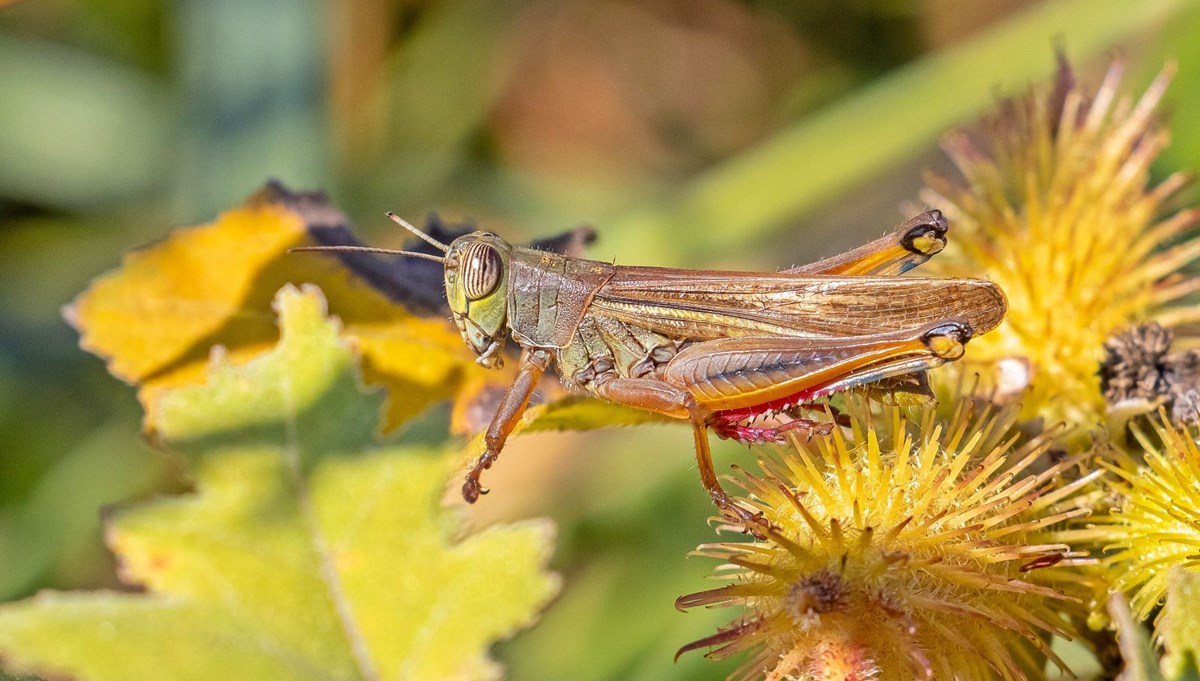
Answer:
[3,0,1200,679]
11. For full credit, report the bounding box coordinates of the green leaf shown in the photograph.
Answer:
[1165,569,1200,681]
[1111,592,1167,681]
[0,285,559,681]
[520,397,670,435]
[459,396,672,470]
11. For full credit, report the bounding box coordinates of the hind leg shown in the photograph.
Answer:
[590,377,768,534]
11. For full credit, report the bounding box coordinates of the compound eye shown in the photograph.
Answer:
[462,241,503,300]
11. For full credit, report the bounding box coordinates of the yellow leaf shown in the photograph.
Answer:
[67,182,478,432]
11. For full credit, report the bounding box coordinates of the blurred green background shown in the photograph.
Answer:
[3,0,1200,678]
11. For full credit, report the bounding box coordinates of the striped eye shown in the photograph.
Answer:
[461,241,503,300]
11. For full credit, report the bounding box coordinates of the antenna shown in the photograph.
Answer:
[386,211,450,253]
[289,245,446,264]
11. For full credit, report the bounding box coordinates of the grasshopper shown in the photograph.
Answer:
[297,210,1005,526]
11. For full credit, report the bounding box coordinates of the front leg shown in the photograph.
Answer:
[588,376,769,536]
[462,347,552,503]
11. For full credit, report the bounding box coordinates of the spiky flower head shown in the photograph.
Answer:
[921,59,1200,434]
[678,396,1097,681]
[1072,416,1200,629]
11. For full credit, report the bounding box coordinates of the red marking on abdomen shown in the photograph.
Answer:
[707,384,839,443]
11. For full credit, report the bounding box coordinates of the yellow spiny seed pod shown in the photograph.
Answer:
[921,59,1200,436]
[1066,415,1200,632]
[677,395,1098,681]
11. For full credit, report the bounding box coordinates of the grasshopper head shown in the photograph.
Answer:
[445,232,512,368]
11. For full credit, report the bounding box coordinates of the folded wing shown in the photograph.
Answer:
[590,267,1006,342]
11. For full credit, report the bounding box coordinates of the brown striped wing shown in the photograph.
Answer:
[588,266,1006,342]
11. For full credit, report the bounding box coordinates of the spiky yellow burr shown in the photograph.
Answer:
[678,396,1097,681]
[922,59,1200,433]
[1070,416,1200,629]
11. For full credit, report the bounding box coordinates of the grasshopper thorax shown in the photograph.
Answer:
[445,232,513,368]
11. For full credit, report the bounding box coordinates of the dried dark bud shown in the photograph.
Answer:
[1099,323,1200,424]
[1099,323,1172,400]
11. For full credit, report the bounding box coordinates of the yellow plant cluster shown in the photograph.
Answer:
[685,61,1200,680]
[923,61,1200,432]
[678,397,1095,680]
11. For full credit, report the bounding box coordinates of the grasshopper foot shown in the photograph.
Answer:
[461,476,488,504]
[462,451,497,504]
[711,490,770,539]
